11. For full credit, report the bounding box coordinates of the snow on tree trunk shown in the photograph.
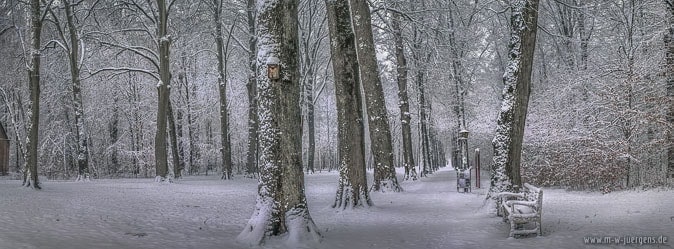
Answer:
[154,0,172,183]
[348,0,402,192]
[326,0,373,209]
[23,0,43,189]
[391,8,417,181]
[62,0,90,183]
[237,0,321,246]
[488,0,539,200]
[666,0,674,179]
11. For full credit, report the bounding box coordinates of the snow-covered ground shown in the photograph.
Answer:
[0,167,672,249]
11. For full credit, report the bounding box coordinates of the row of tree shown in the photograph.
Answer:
[0,0,452,187]
[2,0,674,246]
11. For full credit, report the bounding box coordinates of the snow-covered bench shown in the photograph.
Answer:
[497,183,543,238]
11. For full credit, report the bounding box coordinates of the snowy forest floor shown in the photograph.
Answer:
[0,167,672,249]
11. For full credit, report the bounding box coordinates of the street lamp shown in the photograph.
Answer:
[458,129,469,170]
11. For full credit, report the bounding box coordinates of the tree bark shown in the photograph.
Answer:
[666,0,674,179]
[213,0,233,180]
[237,0,321,245]
[109,97,119,175]
[179,55,199,175]
[304,57,315,174]
[61,0,90,182]
[326,0,372,209]
[417,63,431,176]
[23,0,42,189]
[391,9,417,181]
[245,0,259,177]
[154,0,172,182]
[348,0,402,192]
[167,102,182,178]
[488,0,540,199]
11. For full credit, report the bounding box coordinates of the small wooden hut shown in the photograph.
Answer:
[0,122,8,176]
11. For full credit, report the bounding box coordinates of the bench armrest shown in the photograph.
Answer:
[506,200,537,207]
[497,192,524,200]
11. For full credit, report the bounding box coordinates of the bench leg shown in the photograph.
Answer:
[509,221,515,237]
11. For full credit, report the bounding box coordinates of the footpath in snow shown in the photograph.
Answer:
[0,166,672,249]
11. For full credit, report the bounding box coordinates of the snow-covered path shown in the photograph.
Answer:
[0,166,672,249]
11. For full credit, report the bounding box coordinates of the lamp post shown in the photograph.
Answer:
[458,129,469,171]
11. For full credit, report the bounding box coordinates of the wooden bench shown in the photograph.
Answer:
[497,183,543,238]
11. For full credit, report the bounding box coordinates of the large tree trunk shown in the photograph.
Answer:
[392,9,417,181]
[213,0,233,180]
[237,0,321,246]
[348,0,402,192]
[154,0,172,182]
[63,0,90,182]
[666,0,674,179]
[245,0,259,177]
[23,0,42,189]
[488,0,540,199]
[326,0,372,209]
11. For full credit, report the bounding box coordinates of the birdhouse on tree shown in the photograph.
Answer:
[267,57,281,80]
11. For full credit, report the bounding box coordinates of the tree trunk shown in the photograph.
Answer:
[213,0,233,180]
[23,0,42,189]
[417,65,431,176]
[167,102,182,178]
[180,55,199,175]
[304,60,315,174]
[488,0,540,199]
[245,0,259,177]
[175,102,186,177]
[237,0,321,246]
[662,0,673,178]
[348,0,402,192]
[154,0,172,182]
[109,97,119,175]
[326,0,372,209]
[392,9,417,181]
[578,0,589,70]
[62,0,90,182]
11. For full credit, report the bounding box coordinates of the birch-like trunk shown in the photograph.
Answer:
[237,0,321,246]
[348,0,401,192]
[488,0,540,199]
[326,0,372,209]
